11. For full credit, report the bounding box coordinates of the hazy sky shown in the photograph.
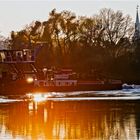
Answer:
[0,0,139,37]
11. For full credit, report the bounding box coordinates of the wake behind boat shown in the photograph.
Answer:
[122,83,140,89]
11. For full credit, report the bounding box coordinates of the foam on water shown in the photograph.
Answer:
[41,96,140,101]
[0,98,22,103]
[24,88,140,102]
[1,87,140,103]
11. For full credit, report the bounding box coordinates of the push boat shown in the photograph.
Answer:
[33,69,122,92]
[0,49,122,95]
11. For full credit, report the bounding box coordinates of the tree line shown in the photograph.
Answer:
[3,8,140,82]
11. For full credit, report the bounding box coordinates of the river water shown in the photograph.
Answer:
[0,89,140,140]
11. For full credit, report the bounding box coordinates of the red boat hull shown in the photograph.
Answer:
[0,80,122,95]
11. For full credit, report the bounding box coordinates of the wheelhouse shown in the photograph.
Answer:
[0,49,35,63]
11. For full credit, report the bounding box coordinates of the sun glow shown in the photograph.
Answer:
[26,77,34,83]
[26,93,53,102]
[33,94,46,102]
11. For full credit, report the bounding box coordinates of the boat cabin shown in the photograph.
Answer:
[0,49,38,81]
[0,49,35,63]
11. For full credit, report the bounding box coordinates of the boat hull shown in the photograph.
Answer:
[33,84,122,92]
[0,81,122,95]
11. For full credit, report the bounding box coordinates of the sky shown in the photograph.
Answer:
[0,0,139,37]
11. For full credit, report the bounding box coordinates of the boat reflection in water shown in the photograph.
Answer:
[0,96,140,140]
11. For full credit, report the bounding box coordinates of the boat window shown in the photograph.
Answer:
[0,52,5,62]
[23,51,27,61]
[11,52,16,61]
[16,51,23,61]
[5,52,12,61]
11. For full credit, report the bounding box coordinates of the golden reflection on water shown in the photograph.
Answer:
[32,94,46,102]
[0,100,139,140]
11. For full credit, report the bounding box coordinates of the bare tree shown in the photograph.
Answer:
[99,8,134,57]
